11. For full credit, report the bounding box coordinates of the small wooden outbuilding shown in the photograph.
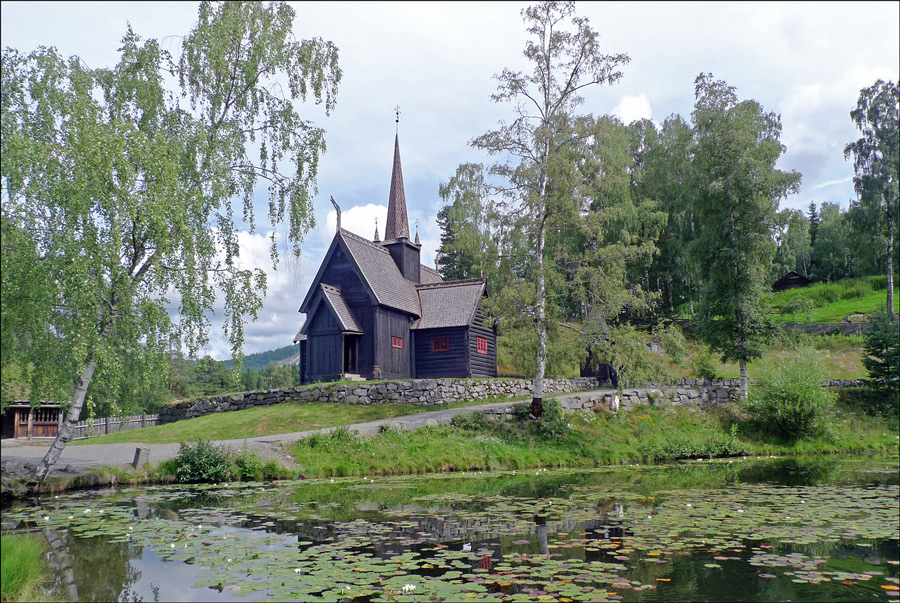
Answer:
[772,271,812,292]
[1,403,62,439]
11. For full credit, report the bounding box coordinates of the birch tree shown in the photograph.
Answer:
[1,1,341,482]
[845,79,899,321]
[689,74,800,399]
[472,1,628,416]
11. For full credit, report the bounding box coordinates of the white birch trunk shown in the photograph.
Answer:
[886,200,895,322]
[739,359,748,400]
[35,357,98,483]
[531,130,550,418]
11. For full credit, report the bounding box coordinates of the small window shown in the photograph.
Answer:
[431,337,449,353]
[391,336,403,349]
[476,337,488,355]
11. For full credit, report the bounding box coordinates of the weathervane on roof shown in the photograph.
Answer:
[414,219,420,245]
[374,215,380,243]
[395,104,400,134]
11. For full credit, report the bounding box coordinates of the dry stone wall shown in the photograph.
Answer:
[159,377,607,424]
[159,376,866,425]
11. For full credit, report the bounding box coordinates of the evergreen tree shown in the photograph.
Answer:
[862,308,899,414]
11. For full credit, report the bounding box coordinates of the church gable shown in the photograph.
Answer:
[299,235,375,315]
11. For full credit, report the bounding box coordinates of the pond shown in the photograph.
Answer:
[2,456,898,602]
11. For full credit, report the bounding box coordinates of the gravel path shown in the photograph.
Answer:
[1,389,616,480]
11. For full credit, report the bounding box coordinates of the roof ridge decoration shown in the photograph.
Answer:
[340,228,391,254]
[385,131,410,241]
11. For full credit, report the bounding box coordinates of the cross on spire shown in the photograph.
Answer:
[394,105,400,134]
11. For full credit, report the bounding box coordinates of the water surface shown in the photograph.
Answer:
[3,456,898,601]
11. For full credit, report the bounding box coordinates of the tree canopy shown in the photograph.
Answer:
[845,79,899,321]
[0,0,341,480]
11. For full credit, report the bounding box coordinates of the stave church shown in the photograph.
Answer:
[293,129,497,383]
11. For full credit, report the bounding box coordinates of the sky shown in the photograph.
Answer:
[2,1,898,360]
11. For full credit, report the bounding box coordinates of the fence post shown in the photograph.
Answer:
[141,414,146,428]
[105,417,109,435]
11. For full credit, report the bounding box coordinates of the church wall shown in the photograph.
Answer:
[305,304,343,380]
[413,326,468,378]
[468,307,497,378]
[373,307,412,379]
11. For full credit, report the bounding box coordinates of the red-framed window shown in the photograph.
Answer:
[476,336,488,355]
[391,336,403,349]
[431,337,449,353]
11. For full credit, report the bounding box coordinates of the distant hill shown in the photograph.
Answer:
[224,344,299,371]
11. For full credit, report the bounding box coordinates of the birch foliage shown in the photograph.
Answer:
[0,1,341,480]
[471,1,628,415]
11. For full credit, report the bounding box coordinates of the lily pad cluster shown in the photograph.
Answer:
[2,460,898,601]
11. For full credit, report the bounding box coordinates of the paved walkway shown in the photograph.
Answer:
[1,389,617,479]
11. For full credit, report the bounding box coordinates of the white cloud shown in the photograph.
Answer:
[611,94,654,126]
[321,203,388,245]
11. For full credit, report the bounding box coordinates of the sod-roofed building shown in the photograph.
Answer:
[294,133,497,383]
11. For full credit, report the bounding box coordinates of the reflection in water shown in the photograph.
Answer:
[2,457,897,602]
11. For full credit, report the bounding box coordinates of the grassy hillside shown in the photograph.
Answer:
[770,275,898,322]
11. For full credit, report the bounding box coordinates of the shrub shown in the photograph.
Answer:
[862,309,899,416]
[233,446,264,480]
[536,399,569,439]
[745,348,836,439]
[691,349,720,381]
[653,322,687,363]
[173,440,232,483]
[451,411,490,430]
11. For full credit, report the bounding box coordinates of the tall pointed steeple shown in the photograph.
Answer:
[385,109,410,241]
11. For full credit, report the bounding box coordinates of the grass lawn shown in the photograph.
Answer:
[71,397,527,445]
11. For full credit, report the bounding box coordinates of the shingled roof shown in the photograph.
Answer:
[413,279,486,330]
[339,230,421,315]
[320,284,362,333]
[419,265,444,285]
[384,133,410,241]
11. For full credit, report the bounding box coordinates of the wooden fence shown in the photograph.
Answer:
[70,414,159,440]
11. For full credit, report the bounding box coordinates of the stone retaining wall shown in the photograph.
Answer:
[159,377,608,424]
[478,383,737,422]
[159,376,867,425]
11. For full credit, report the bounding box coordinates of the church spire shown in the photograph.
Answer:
[384,107,410,241]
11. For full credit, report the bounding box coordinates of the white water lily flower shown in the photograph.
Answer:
[227,558,232,563]
[402,584,416,593]
[68,516,74,520]
[737,509,744,513]
[171,544,176,549]
[43,516,50,521]
[686,503,692,507]
[294,568,303,574]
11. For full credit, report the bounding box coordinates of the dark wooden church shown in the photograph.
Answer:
[293,133,497,383]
